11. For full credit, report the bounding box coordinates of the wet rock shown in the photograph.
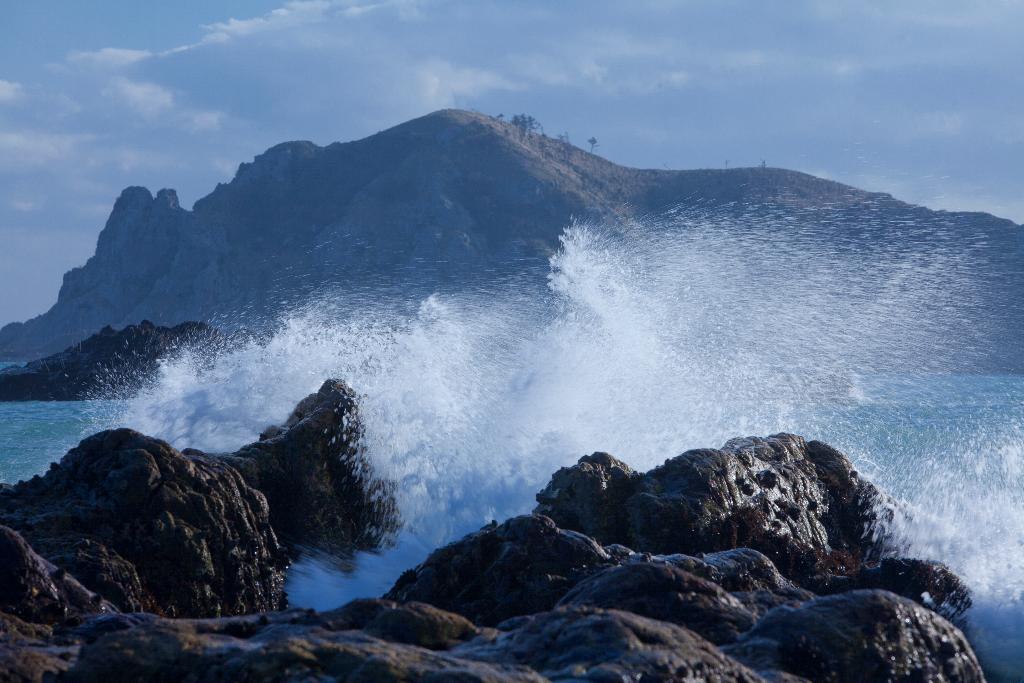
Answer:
[0,525,114,625]
[61,609,543,683]
[319,599,480,650]
[556,562,756,644]
[0,429,287,618]
[385,514,617,626]
[722,589,984,683]
[536,434,886,587]
[453,605,764,682]
[225,379,400,551]
[0,638,76,683]
[535,452,640,546]
[0,321,220,401]
[848,558,971,621]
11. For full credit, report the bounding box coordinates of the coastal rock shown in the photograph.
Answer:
[846,558,971,621]
[536,434,885,587]
[556,562,756,644]
[224,379,400,550]
[0,525,113,625]
[722,589,984,683]
[453,606,764,682]
[0,320,219,401]
[385,514,617,626]
[316,599,480,650]
[61,608,543,683]
[0,429,287,618]
[534,451,640,546]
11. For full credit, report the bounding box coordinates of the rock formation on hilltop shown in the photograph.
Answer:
[0,109,1020,367]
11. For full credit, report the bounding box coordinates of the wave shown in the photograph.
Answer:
[108,208,1023,675]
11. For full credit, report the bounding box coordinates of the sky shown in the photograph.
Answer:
[1,0,1022,324]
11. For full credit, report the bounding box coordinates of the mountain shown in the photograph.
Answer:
[1,109,1021,366]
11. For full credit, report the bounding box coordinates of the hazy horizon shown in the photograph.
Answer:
[2,0,1023,323]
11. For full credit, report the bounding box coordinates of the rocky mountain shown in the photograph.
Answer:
[1,109,1020,366]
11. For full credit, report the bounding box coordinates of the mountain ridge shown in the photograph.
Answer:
[1,108,1020,362]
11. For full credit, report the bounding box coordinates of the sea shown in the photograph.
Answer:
[1,218,1022,678]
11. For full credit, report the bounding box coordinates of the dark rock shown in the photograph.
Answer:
[61,608,543,683]
[536,434,886,587]
[224,379,399,551]
[385,514,616,626]
[847,557,972,621]
[0,429,287,617]
[722,589,984,683]
[535,451,640,545]
[0,638,75,683]
[0,321,220,401]
[0,525,114,625]
[318,599,479,650]
[453,606,764,682]
[556,562,756,644]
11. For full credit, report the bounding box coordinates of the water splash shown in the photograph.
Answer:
[113,208,1022,676]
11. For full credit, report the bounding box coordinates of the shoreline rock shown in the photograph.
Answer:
[0,320,220,402]
[0,405,986,681]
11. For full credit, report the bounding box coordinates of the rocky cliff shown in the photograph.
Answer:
[1,109,1020,366]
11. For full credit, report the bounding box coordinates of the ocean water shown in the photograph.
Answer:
[0,216,1021,677]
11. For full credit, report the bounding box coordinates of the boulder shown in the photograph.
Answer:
[0,321,220,401]
[0,429,287,618]
[60,607,543,683]
[224,379,399,551]
[535,451,640,545]
[556,562,756,644]
[722,589,984,683]
[845,558,971,621]
[453,606,764,682]
[536,434,886,587]
[385,514,616,626]
[0,525,114,625]
[317,599,480,650]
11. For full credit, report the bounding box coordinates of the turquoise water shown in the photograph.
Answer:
[0,362,123,483]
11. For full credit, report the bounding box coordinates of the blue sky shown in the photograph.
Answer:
[1,0,1022,323]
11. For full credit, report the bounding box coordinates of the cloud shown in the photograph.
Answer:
[68,47,153,68]
[0,79,23,103]
[104,77,175,117]
[416,60,521,107]
[0,131,89,167]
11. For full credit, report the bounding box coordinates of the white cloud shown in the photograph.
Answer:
[187,110,225,132]
[0,79,23,103]
[68,47,153,68]
[0,131,89,167]
[10,199,36,212]
[104,77,175,117]
[415,60,521,107]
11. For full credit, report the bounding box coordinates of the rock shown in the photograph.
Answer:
[847,558,971,621]
[318,599,480,650]
[224,379,400,551]
[536,434,886,587]
[453,606,764,682]
[535,452,640,545]
[0,429,287,618]
[0,525,114,625]
[385,514,617,626]
[60,608,543,683]
[722,589,984,683]
[0,638,75,683]
[556,562,756,644]
[0,321,220,401]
